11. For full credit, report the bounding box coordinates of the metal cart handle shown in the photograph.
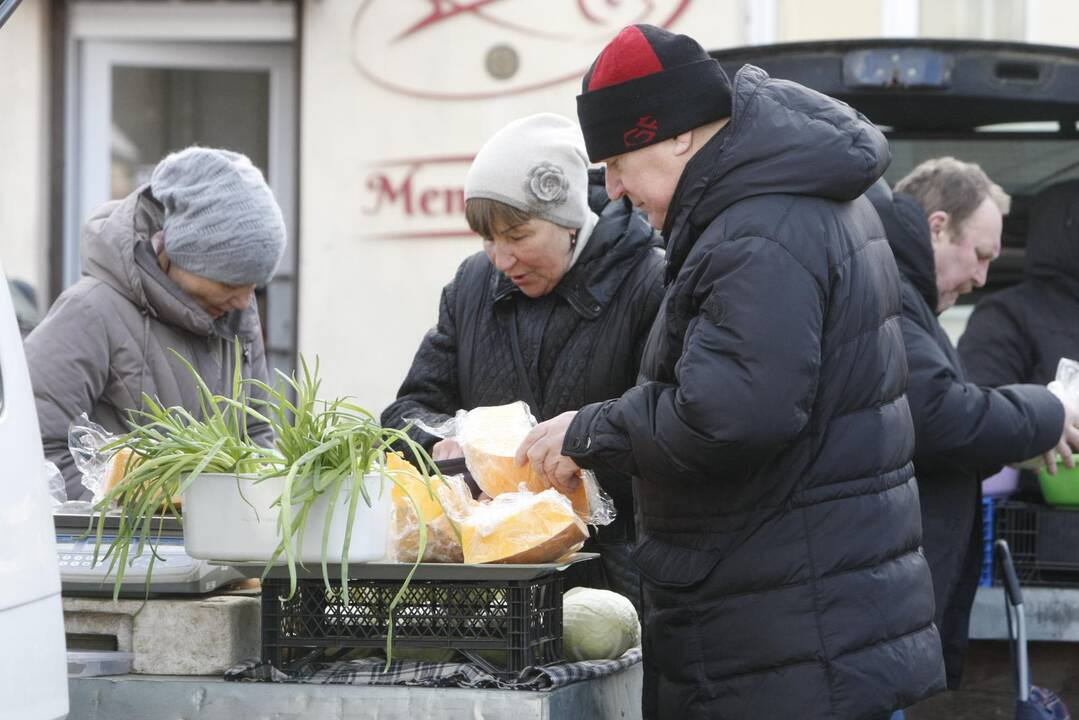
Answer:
[996,538,1024,607]
[996,538,1030,703]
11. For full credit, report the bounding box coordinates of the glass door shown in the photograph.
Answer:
[67,39,297,376]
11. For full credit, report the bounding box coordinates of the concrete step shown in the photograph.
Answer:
[63,595,260,675]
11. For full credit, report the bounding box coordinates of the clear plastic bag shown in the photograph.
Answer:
[1048,357,1079,407]
[413,401,616,527]
[44,461,66,509]
[67,413,119,504]
[386,453,473,564]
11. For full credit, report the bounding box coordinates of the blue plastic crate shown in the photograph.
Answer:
[979,497,995,587]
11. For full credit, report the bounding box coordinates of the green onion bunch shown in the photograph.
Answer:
[91,341,447,667]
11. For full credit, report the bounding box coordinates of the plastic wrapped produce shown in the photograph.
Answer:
[452,487,587,565]
[387,453,469,563]
[417,402,616,526]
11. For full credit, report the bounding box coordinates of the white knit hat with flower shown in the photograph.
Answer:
[464,113,590,229]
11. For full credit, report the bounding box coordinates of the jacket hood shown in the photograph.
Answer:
[80,184,240,337]
[1025,179,1079,285]
[865,179,939,311]
[665,64,890,272]
[493,170,661,317]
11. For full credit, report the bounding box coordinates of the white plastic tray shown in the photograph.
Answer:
[218,551,600,582]
[67,651,134,678]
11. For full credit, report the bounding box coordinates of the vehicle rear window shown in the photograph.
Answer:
[884,132,1079,304]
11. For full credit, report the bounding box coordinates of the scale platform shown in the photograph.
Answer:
[54,513,244,597]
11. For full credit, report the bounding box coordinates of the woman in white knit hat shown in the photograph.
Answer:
[26,146,286,500]
[382,113,665,606]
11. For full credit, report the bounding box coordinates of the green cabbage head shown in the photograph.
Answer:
[562,587,641,661]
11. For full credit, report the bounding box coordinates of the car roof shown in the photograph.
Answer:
[710,39,1079,132]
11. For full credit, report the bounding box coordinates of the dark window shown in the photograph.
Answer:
[885,126,1079,304]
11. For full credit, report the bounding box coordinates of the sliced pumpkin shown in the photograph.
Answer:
[387,453,467,563]
[459,488,587,565]
[386,452,443,524]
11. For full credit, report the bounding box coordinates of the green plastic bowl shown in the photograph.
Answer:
[1039,463,1079,506]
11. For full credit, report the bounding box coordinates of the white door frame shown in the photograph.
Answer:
[66,39,296,287]
[63,2,299,289]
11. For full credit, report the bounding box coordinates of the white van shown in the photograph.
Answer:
[0,260,69,720]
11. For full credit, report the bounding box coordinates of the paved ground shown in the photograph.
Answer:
[907,640,1079,719]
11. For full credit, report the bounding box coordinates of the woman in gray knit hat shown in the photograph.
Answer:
[25,146,286,500]
[382,113,665,607]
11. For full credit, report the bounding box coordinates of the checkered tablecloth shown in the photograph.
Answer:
[225,647,642,691]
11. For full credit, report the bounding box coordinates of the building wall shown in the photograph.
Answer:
[0,0,49,299]
[5,0,1075,410]
[1026,0,1079,46]
[297,0,1079,412]
[298,0,741,411]
[778,0,881,41]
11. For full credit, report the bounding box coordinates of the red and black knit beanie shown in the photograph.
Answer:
[576,24,732,162]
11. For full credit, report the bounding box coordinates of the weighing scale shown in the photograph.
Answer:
[54,513,244,597]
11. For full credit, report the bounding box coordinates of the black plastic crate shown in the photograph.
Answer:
[994,501,1079,587]
[261,573,564,677]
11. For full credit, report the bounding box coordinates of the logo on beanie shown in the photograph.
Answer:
[524,162,570,206]
[623,116,659,149]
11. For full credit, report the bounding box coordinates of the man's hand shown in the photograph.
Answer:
[514,411,581,493]
[432,438,464,461]
[1045,384,1079,475]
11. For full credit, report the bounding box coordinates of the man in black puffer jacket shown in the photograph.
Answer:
[959,179,1079,387]
[866,169,1077,690]
[519,25,945,719]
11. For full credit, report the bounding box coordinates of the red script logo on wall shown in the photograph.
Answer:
[351,0,692,100]
[361,155,474,239]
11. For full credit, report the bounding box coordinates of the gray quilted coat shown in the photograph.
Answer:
[25,185,272,500]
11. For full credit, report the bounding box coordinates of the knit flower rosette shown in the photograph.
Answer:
[525,162,570,207]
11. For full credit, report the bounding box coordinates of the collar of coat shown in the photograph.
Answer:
[865,179,940,312]
[660,64,890,283]
[489,192,660,320]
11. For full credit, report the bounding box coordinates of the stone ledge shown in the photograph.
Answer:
[68,664,644,720]
[969,586,1079,641]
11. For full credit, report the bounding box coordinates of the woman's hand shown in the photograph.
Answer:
[432,438,464,461]
[514,411,582,493]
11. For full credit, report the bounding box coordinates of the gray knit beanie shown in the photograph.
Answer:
[465,113,590,229]
[150,147,286,286]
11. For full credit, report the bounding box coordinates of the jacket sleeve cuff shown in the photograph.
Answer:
[562,401,609,466]
[1023,385,1066,455]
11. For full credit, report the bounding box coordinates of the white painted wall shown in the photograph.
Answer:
[298,0,742,412]
[1025,0,1079,45]
[0,0,49,302]
[3,0,1074,407]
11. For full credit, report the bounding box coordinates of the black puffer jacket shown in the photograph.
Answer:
[381,174,664,553]
[563,65,945,719]
[868,180,1063,688]
[960,179,1079,387]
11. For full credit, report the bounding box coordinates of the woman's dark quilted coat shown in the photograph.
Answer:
[563,65,946,719]
[381,175,664,595]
